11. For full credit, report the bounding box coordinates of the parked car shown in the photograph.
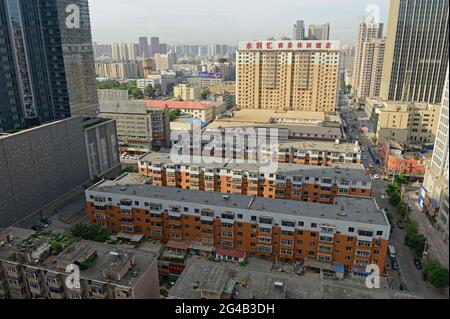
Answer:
[413,258,423,270]
[388,245,397,259]
[397,220,405,229]
[391,259,400,270]
[373,174,380,180]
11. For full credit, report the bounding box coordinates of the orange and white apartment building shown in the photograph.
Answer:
[86,174,390,274]
[137,152,372,203]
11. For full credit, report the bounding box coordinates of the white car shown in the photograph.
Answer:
[373,174,380,180]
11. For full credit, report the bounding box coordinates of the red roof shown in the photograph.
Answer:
[216,248,247,259]
[166,240,190,250]
[145,100,210,110]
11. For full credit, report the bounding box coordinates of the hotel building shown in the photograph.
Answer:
[85,174,390,272]
[236,40,340,111]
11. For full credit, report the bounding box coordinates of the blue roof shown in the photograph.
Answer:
[335,263,345,273]
[352,268,371,275]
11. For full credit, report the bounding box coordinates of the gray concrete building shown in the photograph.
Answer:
[0,117,91,227]
[83,117,121,179]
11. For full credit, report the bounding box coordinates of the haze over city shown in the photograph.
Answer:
[0,0,448,306]
[90,0,390,45]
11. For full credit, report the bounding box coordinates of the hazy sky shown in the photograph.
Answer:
[90,0,390,46]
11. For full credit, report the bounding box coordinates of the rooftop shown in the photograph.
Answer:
[278,140,360,153]
[89,174,386,226]
[0,233,157,288]
[144,100,212,110]
[169,259,421,299]
[212,109,341,124]
[138,151,369,181]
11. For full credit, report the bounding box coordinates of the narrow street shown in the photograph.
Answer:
[341,97,448,299]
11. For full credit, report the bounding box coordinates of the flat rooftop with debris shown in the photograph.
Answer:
[89,174,386,226]
[168,259,423,299]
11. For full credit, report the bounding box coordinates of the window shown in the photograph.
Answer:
[348,227,355,233]
[376,231,383,236]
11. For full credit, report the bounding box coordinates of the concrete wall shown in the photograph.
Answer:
[0,117,90,227]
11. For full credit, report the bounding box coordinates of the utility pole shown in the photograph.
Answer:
[422,238,428,260]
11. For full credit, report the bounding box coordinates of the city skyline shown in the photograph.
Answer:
[90,0,389,46]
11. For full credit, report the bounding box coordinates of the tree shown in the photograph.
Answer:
[122,166,137,174]
[170,109,182,121]
[397,201,409,218]
[423,260,449,288]
[71,223,112,242]
[386,183,401,206]
[144,85,156,99]
[405,220,419,238]
[394,173,407,186]
[370,134,377,145]
[404,220,426,253]
[128,82,142,99]
[201,89,210,100]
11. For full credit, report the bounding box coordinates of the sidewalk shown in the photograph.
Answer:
[404,191,449,269]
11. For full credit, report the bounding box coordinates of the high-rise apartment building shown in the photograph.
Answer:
[138,36,150,58]
[0,0,99,132]
[154,52,176,71]
[422,66,449,240]
[380,0,449,104]
[352,22,384,100]
[128,43,139,60]
[150,37,160,56]
[292,20,306,40]
[308,23,330,40]
[236,40,340,111]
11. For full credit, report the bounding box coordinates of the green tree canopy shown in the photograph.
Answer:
[144,85,156,99]
[423,260,449,288]
[395,174,408,185]
[71,223,112,242]
[170,109,182,121]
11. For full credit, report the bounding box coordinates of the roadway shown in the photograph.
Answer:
[340,97,447,298]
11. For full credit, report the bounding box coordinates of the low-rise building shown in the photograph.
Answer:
[0,231,160,299]
[137,151,371,203]
[139,72,176,95]
[145,100,226,124]
[206,109,346,143]
[375,100,441,147]
[98,99,170,154]
[168,259,422,299]
[86,173,390,271]
[207,90,236,110]
[173,84,202,101]
[380,139,427,177]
